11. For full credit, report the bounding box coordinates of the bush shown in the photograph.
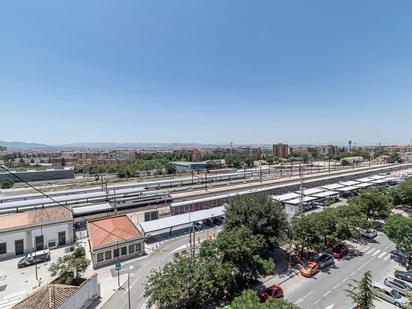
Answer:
[0,179,14,189]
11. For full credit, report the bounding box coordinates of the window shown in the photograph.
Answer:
[129,245,135,253]
[144,211,159,222]
[0,243,6,254]
[105,251,112,260]
[135,243,142,252]
[97,253,104,262]
[114,248,119,258]
[121,247,127,255]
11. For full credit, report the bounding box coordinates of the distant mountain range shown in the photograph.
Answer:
[0,140,330,151]
[0,140,229,150]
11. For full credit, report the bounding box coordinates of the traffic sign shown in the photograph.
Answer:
[115,260,122,271]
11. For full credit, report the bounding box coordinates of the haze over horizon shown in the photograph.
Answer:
[1,1,412,145]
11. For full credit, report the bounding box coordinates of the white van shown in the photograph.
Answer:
[372,281,409,308]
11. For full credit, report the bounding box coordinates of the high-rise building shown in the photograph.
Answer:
[272,143,289,158]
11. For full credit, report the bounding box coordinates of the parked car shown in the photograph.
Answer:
[212,216,223,225]
[17,249,50,268]
[384,277,412,296]
[331,243,349,259]
[392,250,408,262]
[193,222,203,230]
[202,218,214,226]
[258,284,284,301]
[361,228,378,239]
[300,261,320,278]
[395,271,412,283]
[372,281,409,308]
[315,253,335,269]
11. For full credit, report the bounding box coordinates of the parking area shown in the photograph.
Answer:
[0,246,68,308]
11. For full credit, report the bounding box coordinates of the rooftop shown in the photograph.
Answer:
[13,283,79,309]
[87,215,142,249]
[0,206,73,232]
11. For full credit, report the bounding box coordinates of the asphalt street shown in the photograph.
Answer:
[102,227,221,309]
[282,232,402,309]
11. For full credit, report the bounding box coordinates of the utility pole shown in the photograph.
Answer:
[259,166,262,182]
[299,163,304,214]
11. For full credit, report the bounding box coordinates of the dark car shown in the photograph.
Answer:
[331,243,348,259]
[259,284,284,301]
[316,253,335,269]
[395,271,412,283]
[212,216,223,225]
[18,249,50,268]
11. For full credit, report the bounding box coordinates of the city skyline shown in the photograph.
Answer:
[2,1,412,145]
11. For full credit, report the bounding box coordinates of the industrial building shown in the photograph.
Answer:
[0,167,75,183]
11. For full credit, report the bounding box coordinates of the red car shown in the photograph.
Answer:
[259,284,284,301]
[331,243,348,259]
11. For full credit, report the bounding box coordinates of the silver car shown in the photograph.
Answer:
[372,281,409,308]
[361,228,378,239]
[384,277,412,296]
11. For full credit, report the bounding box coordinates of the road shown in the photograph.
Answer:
[101,227,221,309]
[280,232,402,309]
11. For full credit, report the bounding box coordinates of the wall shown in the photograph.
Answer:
[59,274,100,309]
[0,221,73,259]
[91,238,145,268]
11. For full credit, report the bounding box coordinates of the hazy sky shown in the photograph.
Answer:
[1,1,412,146]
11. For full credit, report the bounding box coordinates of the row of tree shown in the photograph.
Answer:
[292,187,393,255]
[74,159,177,177]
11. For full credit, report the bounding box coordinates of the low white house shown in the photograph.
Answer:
[0,206,74,259]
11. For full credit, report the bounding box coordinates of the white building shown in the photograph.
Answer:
[0,206,74,259]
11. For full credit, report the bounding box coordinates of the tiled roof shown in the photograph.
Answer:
[0,206,73,232]
[87,215,142,250]
[13,283,79,309]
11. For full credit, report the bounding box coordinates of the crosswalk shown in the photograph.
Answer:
[0,291,27,309]
[358,247,392,261]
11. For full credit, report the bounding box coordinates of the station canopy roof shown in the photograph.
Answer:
[371,179,389,184]
[285,196,318,205]
[354,183,373,189]
[300,188,325,195]
[139,206,225,235]
[310,191,340,198]
[335,186,359,192]
[321,183,345,190]
[356,177,375,183]
[368,175,387,180]
[340,180,360,186]
[271,192,301,202]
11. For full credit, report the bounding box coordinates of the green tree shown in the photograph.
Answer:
[345,271,377,309]
[230,289,300,309]
[0,178,14,189]
[200,226,276,286]
[144,255,238,309]
[48,245,90,285]
[224,194,289,246]
[384,214,412,252]
[351,188,393,220]
[291,214,323,254]
[391,177,412,206]
[406,292,412,309]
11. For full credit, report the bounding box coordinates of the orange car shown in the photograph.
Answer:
[300,261,320,278]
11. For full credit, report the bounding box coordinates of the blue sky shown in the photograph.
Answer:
[1,1,412,146]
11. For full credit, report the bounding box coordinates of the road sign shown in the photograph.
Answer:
[115,260,122,271]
